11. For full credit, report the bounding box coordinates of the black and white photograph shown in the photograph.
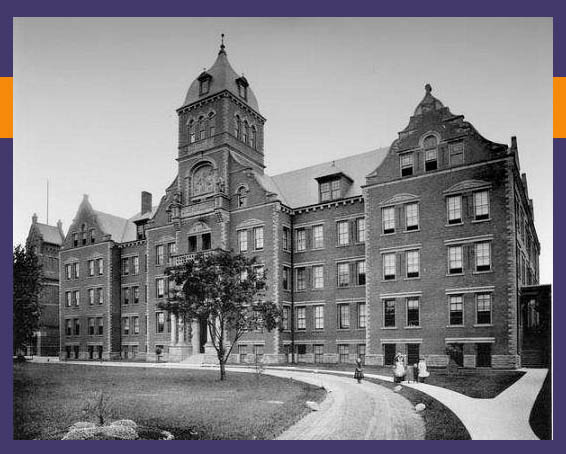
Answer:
[12,17,552,440]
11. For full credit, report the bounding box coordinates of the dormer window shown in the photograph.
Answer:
[236,76,249,101]
[400,152,414,177]
[423,135,438,171]
[198,72,212,96]
[320,179,341,202]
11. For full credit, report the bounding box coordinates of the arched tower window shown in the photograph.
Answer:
[188,120,196,144]
[236,186,248,208]
[243,121,249,144]
[423,135,438,171]
[192,163,215,198]
[250,126,257,149]
[234,115,241,139]
[198,116,206,141]
[208,112,216,137]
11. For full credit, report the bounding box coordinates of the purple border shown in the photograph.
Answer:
[2,0,563,451]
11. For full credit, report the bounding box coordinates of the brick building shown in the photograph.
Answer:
[25,214,64,356]
[58,43,546,368]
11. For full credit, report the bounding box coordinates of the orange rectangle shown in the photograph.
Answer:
[555,77,566,139]
[0,77,13,139]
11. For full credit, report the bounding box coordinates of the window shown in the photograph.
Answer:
[199,116,206,141]
[338,304,350,329]
[331,180,341,199]
[296,267,306,290]
[73,290,80,307]
[250,127,257,149]
[202,233,211,251]
[338,345,349,363]
[282,266,290,290]
[313,265,324,289]
[337,263,350,287]
[476,293,492,325]
[156,278,165,298]
[65,319,72,336]
[200,78,209,95]
[475,242,491,272]
[400,152,414,176]
[88,260,95,277]
[384,299,396,327]
[188,235,197,253]
[82,231,87,246]
[133,316,140,335]
[96,287,103,305]
[282,307,290,330]
[167,243,176,265]
[254,265,265,281]
[253,227,264,250]
[320,181,331,202]
[253,345,264,361]
[238,344,248,361]
[295,228,306,251]
[73,233,78,247]
[97,258,104,275]
[383,253,396,280]
[314,345,324,363]
[357,344,366,363]
[238,230,248,252]
[449,141,464,166]
[448,246,463,274]
[474,191,490,220]
[447,195,462,224]
[65,264,72,280]
[449,295,464,326]
[407,297,420,327]
[282,227,290,251]
[296,307,306,330]
[358,303,366,328]
[208,112,216,137]
[337,221,349,246]
[73,263,79,279]
[234,115,241,139]
[156,312,165,333]
[133,286,140,304]
[237,187,248,208]
[189,120,196,143]
[424,135,438,171]
[88,318,95,335]
[356,261,366,285]
[313,225,324,249]
[238,83,247,100]
[382,207,395,234]
[122,287,130,305]
[242,121,249,144]
[74,318,81,335]
[314,305,324,330]
[97,317,104,335]
[406,250,420,278]
[356,218,366,243]
[123,317,130,335]
[133,256,140,275]
[88,288,94,306]
[122,258,130,275]
[156,245,164,265]
[90,229,95,244]
[405,203,419,231]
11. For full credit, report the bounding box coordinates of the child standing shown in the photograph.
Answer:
[354,357,364,384]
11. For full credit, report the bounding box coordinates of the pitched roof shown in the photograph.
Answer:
[269,148,389,208]
[35,223,64,246]
[129,206,159,223]
[93,210,137,243]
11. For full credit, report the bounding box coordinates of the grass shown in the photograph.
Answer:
[282,363,524,398]
[13,362,326,440]
[529,370,552,440]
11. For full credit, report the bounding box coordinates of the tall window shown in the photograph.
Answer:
[314,345,324,363]
[296,267,306,290]
[202,233,211,251]
[238,230,248,252]
[383,253,396,280]
[296,228,307,251]
[314,305,324,330]
[188,235,197,253]
[400,152,414,176]
[423,135,438,171]
[198,116,206,140]
[282,307,290,330]
[156,278,165,298]
[282,266,290,290]
[208,112,216,137]
[199,78,209,95]
[167,243,176,265]
[156,312,165,333]
[313,265,324,289]
[253,226,264,250]
[242,121,249,144]
[65,264,71,280]
[474,191,490,220]
[88,318,95,335]
[337,221,349,246]
[331,180,341,199]
[405,203,419,231]
[133,316,140,335]
[407,298,420,327]
[358,303,366,328]
[88,260,95,277]
[133,256,140,275]
[313,225,324,249]
[73,262,80,279]
[88,288,94,306]
[356,261,366,285]
[296,307,306,330]
[449,141,464,165]
[133,286,140,304]
[122,287,130,305]
[65,319,72,336]
[282,227,290,251]
[337,262,350,287]
[234,115,241,139]
[447,195,462,224]
[90,229,95,244]
[356,218,366,243]
[189,120,196,143]
[74,319,80,335]
[338,345,349,363]
[156,245,164,265]
[97,317,104,335]
[476,293,492,324]
[97,258,104,275]
[122,317,130,335]
[449,295,464,325]
[73,233,78,247]
[384,299,396,327]
[475,242,492,272]
[320,181,331,201]
[338,304,350,329]
[96,288,103,305]
[406,250,420,278]
[382,207,395,234]
[250,126,257,149]
[448,246,463,274]
[122,258,130,275]
[237,187,248,208]
[73,290,80,307]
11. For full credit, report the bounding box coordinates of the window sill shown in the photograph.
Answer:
[335,244,351,248]
[473,270,493,275]
[311,247,326,251]
[337,328,351,331]
[382,278,397,282]
[446,325,464,328]
[446,272,464,277]
[404,276,421,281]
[382,326,397,330]
[404,326,421,329]
[404,228,420,233]
[381,232,396,236]
[472,218,491,224]
[473,324,493,328]
[445,222,463,227]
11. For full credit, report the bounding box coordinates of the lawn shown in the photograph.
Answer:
[13,362,326,440]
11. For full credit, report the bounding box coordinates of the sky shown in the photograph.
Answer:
[13,17,553,283]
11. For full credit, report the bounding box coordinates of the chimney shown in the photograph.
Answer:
[32,213,38,224]
[511,136,517,151]
[141,191,152,214]
[57,219,64,236]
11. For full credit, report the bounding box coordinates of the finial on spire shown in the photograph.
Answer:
[425,83,432,94]
[219,33,226,55]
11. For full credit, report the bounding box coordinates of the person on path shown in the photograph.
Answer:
[417,357,430,383]
[354,357,364,384]
[393,353,406,383]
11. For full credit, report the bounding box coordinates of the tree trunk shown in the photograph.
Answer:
[220,359,226,381]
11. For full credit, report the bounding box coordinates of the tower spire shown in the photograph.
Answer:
[219,33,226,55]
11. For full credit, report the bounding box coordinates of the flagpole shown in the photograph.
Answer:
[46,179,49,225]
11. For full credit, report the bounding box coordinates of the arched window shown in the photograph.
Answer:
[236,186,248,208]
[198,116,206,141]
[208,112,216,137]
[250,126,257,149]
[188,120,196,144]
[234,115,241,139]
[423,135,438,171]
[192,163,215,197]
[243,121,249,144]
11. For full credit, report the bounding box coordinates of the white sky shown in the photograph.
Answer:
[13,17,553,283]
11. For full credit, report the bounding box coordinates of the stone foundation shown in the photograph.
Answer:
[168,344,192,362]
